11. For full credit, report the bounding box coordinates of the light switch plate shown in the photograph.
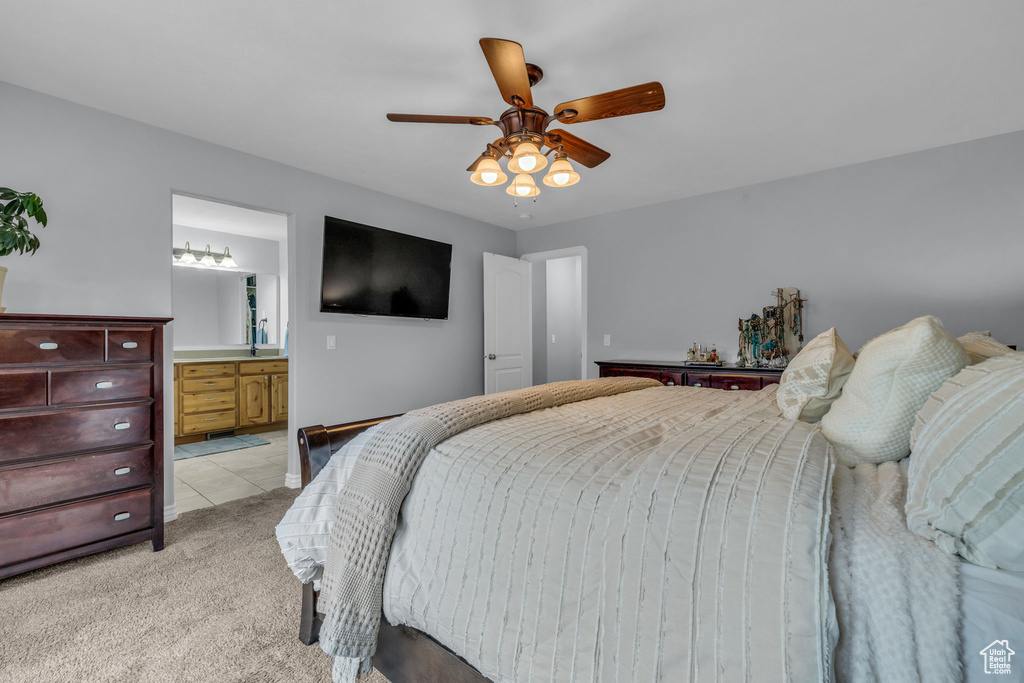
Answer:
[603,334,611,346]
[326,335,336,350]
[551,334,556,344]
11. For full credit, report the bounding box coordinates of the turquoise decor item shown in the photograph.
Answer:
[737,288,806,368]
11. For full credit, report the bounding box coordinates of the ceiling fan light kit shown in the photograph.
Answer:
[387,37,665,202]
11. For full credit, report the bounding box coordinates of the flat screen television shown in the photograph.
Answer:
[319,216,453,320]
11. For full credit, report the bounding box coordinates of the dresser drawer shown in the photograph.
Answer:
[601,367,662,382]
[50,367,153,405]
[0,370,47,410]
[182,376,235,392]
[180,363,235,379]
[0,404,152,464]
[0,328,105,364]
[107,329,154,362]
[0,446,153,514]
[0,489,152,568]
[239,360,287,375]
[182,409,236,434]
[181,390,235,414]
[760,374,781,387]
[687,373,712,388]
[710,375,762,391]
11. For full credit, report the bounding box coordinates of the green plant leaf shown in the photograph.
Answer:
[35,207,47,226]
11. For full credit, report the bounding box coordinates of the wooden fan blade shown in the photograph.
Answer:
[553,82,665,123]
[467,139,508,171]
[479,38,533,108]
[387,113,495,125]
[546,129,610,168]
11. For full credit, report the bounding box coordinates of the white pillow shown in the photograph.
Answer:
[820,315,969,466]
[906,353,1024,570]
[958,331,1014,365]
[776,327,855,422]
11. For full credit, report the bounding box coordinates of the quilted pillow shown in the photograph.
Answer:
[776,327,855,422]
[958,331,1014,365]
[905,353,1024,570]
[820,315,969,466]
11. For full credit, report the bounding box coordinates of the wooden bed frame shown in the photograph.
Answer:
[296,416,491,683]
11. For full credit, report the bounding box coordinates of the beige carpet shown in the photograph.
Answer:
[0,487,388,683]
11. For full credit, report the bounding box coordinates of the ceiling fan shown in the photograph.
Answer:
[386,38,665,199]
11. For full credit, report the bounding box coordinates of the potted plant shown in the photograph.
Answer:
[0,187,47,313]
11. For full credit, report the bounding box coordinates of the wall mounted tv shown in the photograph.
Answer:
[319,216,453,320]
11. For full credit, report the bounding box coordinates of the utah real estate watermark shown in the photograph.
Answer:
[980,640,1015,676]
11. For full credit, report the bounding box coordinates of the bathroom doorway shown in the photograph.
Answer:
[522,247,587,385]
[170,194,291,513]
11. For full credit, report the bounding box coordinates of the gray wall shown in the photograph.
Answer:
[0,81,516,514]
[531,261,547,385]
[518,129,1024,376]
[545,256,583,382]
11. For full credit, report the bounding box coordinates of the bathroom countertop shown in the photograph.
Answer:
[173,355,287,364]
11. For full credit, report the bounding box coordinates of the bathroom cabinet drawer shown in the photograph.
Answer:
[182,409,236,434]
[0,370,47,410]
[0,489,152,568]
[239,360,288,375]
[0,447,153,514]
[180,363,235,379]
[50,367,153,405]
[181,390,236,414]
[0,328,105,364]
[710,375,762,391]
[182,376,236,392]
[107,329,154,362]
[0,404,152,464]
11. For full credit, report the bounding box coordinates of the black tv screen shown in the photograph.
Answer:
[320,217,453,320]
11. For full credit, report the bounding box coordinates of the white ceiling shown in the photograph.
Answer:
[172,194,288,241]
[3,1,1024,231]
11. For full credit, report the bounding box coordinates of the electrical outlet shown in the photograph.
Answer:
[326,335,336,350]
[604,334,611,346]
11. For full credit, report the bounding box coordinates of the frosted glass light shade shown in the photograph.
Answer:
[507,140,547,174]
[542,157,580,187]
[199,244,217,267]
[470,157,507,186]
[505,173,540,198]
[178,242,198,265]
[221,247,238,269]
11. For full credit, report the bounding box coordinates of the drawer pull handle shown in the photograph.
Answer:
[114,467,131,475]
[114,512,131,521]
[121,341,139,349]
[205,397,217,401]
[204,369,217,372]
[693,382,702,387]
[114,422,131,430]
[204,382,216,386]
[96,381,114,389]
[666,381,675,386]
[730,385,740,390]
[205,417,218,421]
[39,342,59,350]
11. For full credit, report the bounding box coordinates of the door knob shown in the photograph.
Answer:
[486,354,496,360]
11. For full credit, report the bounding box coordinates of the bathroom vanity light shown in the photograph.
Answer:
[172,241,240,270]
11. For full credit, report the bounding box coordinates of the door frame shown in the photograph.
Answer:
[520,246,588,382]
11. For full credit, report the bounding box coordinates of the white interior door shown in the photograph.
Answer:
[483,252,532,394]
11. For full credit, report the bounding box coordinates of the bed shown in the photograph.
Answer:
[277,372,1024,683]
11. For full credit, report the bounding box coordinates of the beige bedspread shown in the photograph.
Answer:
[379,384,835,682]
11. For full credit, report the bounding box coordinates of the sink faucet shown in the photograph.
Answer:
[250,341,259,357]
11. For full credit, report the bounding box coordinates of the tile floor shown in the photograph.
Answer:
[172,429,290,514]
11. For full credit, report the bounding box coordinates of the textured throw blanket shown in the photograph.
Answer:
[830,460,961,683]
[318,377,661,678]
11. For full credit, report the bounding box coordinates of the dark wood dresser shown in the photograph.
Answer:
[0,314,170,580]
[596,359,783,391]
